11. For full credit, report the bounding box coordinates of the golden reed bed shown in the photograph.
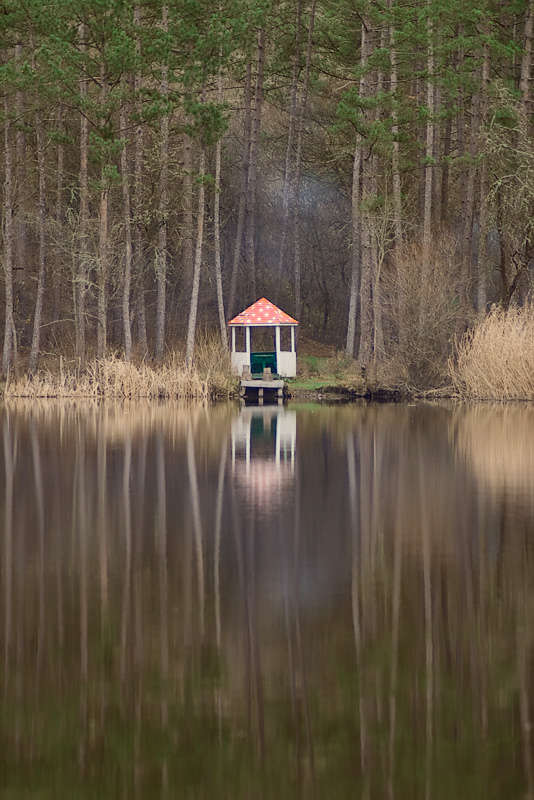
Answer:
[3,355,217,400]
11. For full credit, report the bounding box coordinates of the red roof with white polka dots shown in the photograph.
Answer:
[228,298,299,326]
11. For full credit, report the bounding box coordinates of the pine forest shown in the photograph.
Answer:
[1,0,534,385]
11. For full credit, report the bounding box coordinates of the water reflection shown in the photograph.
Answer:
[0,400,533,799]
[232,407,296,515]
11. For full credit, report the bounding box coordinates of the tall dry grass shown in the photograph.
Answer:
[192,330,236,398]
[450,303,534,399]
[4,354,227,400]
[3,331,237,400]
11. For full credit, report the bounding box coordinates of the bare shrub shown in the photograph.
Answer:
[450,303,534,399]
[383,235,464,388]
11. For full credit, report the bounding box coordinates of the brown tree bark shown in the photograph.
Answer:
[28,103,47,374]
[227,61,252,318]
[97,66,111,360]
[275,1,302,302]
[476,22,491,311]
[346,22,369,359]
[460,93,480,317]
[14,44,27,295]
[389,8,402,247]
[293,0,317,324]
[97,177,109,358]
[52,105,65,327]
[346,146,361,359]
[423,4,435,256]
[182,130,194,298]
[186,147,207,364]
[358,22,377,368]
[120,97,133,361]
[77,23,89,370]
[154,4,169,362]
[214,67,228,350]
[133,5,148,357]
[520,0,534,112]
[243,29,266,302]
[3,95,16,377]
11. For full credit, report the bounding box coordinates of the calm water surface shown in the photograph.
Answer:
[1,399,534,799]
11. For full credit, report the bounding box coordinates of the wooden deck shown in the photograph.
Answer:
[239,379,285,403]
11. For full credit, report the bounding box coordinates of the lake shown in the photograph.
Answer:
[1,399,534,799]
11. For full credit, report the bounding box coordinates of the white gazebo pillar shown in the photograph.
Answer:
[291,326,295,353]
[275,325,281,367]
[231,327,236,353]
[245,326,251,364]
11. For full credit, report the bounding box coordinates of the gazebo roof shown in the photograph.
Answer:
[228,298,299,327]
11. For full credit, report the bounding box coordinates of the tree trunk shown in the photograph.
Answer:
[346,21,369,359]
[389,9,402,247]
[154,4,169,362]
[3,95,15,378]
[432,85,442,222]
[186,148,207,364]
[520,0,534,113]
[346,144,361,359]
[293,0,317,324]
[244,29,266,302]
[29,105,47,374]
[359,156,374,367]
[52,106,65,327]
[275,1,302,302]
[77,23,89,370]
[214,68,228,351]
[476,22,491,312]
[182,130,194,297]
[441,115,452,221]
[97,63,110,360]
[460,93,480,317]
[358,22,376,368]
[15,44,27,296]
[423,4,435,255]
[228,61,252,318]
[120,98,133,361]
[97,188,108,358]
[133,5,148,358]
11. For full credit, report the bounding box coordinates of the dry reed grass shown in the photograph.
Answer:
[4,354,213,400]
[192,330,236,398]
[450,303,534,399]
[4,332,237,400]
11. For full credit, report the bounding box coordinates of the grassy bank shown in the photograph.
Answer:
[286,350,411,400]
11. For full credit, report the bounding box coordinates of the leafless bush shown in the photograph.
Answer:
[450,302,534,399]
[383,235,463,388]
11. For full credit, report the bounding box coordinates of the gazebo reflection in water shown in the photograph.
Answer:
[231,406,296,515]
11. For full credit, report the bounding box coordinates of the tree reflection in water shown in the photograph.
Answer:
[0,400,533,799]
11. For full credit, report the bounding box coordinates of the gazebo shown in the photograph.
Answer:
[228,298,299,378]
